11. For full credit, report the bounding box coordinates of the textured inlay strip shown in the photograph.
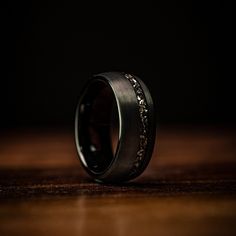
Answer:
[124,73,149,175]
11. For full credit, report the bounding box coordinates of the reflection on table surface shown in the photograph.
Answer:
[0,125,236,236]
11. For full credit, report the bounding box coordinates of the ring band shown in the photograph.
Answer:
[75,72,156,183]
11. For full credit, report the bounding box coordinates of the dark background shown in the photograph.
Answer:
[1,1,234,130]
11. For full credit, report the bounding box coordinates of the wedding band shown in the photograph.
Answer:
[75,72,156,182]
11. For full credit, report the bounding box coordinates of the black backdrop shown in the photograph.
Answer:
[1,1,234,129]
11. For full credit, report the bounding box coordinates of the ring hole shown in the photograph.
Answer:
[110,102,119,156]
[78,80,120,173]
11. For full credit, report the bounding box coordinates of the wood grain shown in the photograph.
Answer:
[0,126,236,236]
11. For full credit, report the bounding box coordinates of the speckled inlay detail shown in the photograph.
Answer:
[124,73,149,175]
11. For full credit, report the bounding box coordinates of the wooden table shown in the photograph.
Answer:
[0,126,236,236]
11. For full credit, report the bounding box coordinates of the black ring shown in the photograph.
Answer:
[75,72,156,183]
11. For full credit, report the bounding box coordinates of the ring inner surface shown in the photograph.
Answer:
[78,80,119,173]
